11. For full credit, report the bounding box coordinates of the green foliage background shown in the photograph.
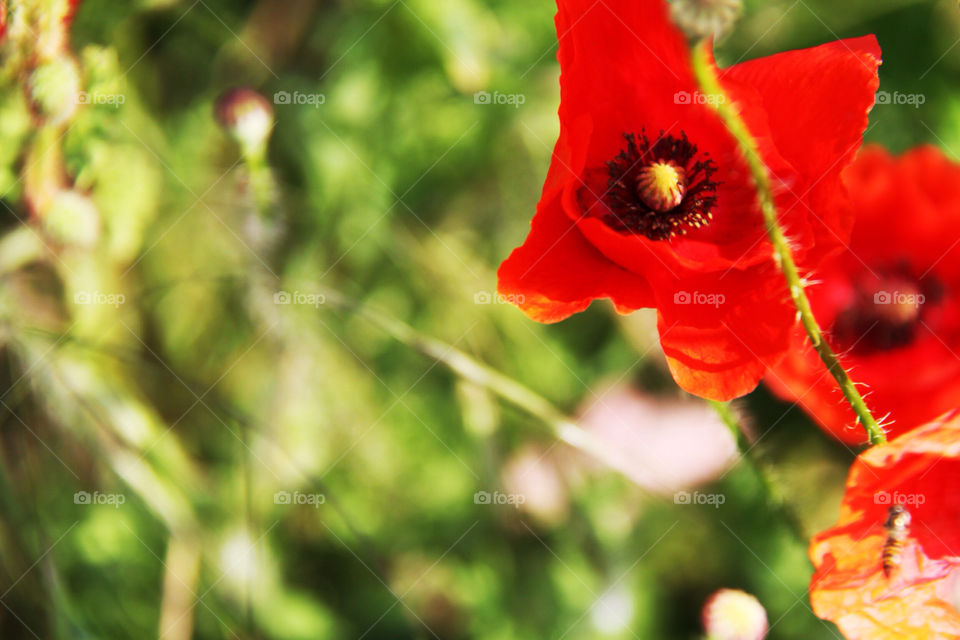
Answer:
[0,0,956,638]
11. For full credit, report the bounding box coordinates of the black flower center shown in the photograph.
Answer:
[832,264,944,355]
[602,131,719,241]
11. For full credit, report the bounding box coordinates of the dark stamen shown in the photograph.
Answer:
[603,130,719,241]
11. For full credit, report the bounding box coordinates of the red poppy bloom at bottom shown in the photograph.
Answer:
[810,411,960,639]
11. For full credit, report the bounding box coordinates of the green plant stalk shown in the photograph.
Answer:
[136,276,637,485]
[710,401,808,543]
[246,151,275,216]
[691,41,886,446]
[318,290,632,473]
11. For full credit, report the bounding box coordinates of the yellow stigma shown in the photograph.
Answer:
[636,161,686,212]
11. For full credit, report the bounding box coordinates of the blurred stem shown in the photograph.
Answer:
[709,401,808,543]
[240,419,256,636]
[25,338,200,534]
[690,40,885,446]
[137,275,644,483]
[318,290,634,477]
[158,537,201,640]
[244,149,275,218]
[23,124,67,216]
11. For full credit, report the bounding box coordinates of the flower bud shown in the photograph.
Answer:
[670,0,742,40]
[42,189,101,247]
[214,87,274,156]
[702,588,767,640]
[26,55,82,126]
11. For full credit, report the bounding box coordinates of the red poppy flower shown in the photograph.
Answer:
[766,146,960,443]
[497,0,880,400]
[809,410,960,639]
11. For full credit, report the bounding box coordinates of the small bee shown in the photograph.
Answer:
[882,504,912,578]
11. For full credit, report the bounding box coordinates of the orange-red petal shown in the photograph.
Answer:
[810,412,960,638]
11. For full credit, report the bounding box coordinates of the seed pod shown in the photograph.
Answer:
[670,0,742,40]
[214,87,274,156]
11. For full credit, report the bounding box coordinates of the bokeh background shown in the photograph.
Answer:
[0,0,957,638]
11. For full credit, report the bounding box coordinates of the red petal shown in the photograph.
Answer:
[723,36,882,262]
[656,263,795,401]
[768,145,960,442]
[497,131,654,323]
[555,0,691,157]
[555,0,773,274]
[847,145,960,274]
[810,414,960,639]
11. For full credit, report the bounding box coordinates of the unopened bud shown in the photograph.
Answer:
[214,87,274,156]
[702,588,767,640]
[43,190,101,247]
[27,56,82,126]
[669,0,742,40]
